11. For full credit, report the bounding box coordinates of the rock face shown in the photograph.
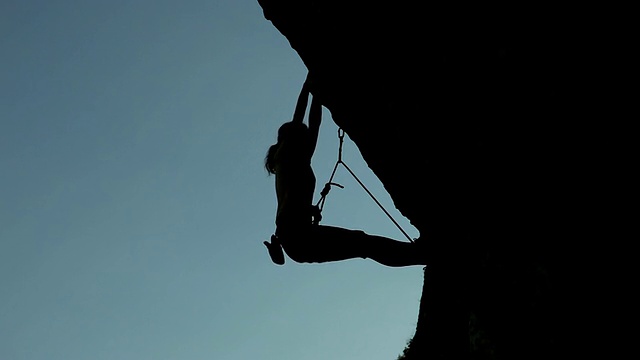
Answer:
[258,1,599,358]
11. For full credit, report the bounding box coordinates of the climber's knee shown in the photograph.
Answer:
[282,242,315,264]
[275,226,315,263]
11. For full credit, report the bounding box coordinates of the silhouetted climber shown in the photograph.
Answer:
[263,75,427,267]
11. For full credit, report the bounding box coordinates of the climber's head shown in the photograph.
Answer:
[277,120,308,143]
[265,121,310,175]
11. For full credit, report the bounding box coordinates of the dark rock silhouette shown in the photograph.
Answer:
[258,1,604,358]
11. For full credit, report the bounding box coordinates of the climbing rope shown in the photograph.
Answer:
[315,128,414,243]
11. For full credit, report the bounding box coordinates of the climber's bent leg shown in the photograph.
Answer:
[281,225,366,264]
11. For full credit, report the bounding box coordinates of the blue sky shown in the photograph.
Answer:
[1,1,424,359]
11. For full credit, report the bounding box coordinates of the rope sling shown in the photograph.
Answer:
[314,128,415,243]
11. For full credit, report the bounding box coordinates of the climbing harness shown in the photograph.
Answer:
[314,128,415,243]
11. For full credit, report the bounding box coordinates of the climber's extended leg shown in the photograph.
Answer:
[279,225,427,267]
[264,234,285,265]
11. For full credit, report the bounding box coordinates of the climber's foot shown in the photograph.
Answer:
[264,234,285,265]
[412,237,430,265]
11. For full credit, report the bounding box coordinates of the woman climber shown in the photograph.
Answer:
[263,74,427,267]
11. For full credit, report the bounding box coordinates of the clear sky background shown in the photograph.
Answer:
[1,1,424,359]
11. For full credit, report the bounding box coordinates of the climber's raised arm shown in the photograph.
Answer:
[292,80,310,124]
[308,94,322,157]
